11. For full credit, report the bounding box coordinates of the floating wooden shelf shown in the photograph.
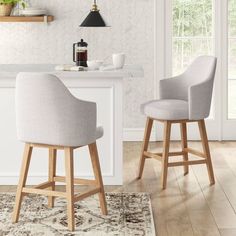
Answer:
[0,15,54,23]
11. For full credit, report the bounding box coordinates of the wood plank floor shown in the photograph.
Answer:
[1,141,236,236]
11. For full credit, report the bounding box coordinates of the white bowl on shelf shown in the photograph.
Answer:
[87,60,103,70]
[21,8,47,16]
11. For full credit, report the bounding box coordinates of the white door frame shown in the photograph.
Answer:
[221,0,236,140]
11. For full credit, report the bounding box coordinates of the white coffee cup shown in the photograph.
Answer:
[112,53,126,69]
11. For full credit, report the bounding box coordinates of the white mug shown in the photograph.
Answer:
[112,53,126,69]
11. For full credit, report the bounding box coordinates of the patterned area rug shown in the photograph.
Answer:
[0,192,156,236]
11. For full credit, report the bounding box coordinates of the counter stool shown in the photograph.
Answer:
[12,73,107,231]
[138,56,217,189]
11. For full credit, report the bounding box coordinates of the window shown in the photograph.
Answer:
[172,0,214,76]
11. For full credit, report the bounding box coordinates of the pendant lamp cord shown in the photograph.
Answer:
[94,0,97,5]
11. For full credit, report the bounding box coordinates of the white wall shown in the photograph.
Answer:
[0,0,155,134]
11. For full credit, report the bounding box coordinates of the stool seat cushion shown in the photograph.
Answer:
[141,99,189,120]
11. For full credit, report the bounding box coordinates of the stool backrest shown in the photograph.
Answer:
[16,73,97,147]
[176,56,217,101]
[186,56,217,119]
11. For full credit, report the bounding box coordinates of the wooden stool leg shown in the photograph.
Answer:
[48,148,57,208]
[198,120,215,185]
[137,117,153,179]
[180,122,189,175]
[89,142,108,215]
[64,147,75,231]
[12,143,33,223]
[161,121,171,189]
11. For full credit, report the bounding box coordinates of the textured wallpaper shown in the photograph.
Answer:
[0,0,154,128]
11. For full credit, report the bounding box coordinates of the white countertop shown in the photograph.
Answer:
[0,64,144,78]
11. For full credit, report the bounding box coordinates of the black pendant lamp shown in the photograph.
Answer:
[80,0,108,27]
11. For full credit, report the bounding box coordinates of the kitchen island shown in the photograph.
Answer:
[0,65,143,185]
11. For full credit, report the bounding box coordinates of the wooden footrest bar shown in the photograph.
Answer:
[54,176,97,186]
[144,151,162,161]
[145,148,205,160]
[22,187,67,198]
[21,177,100,200]
[184,148,206,158]
[168,159,207,167]
[167,151,185,156]
[144,151,185,160]
[22,186,101,201]
[74,187,101,202]
[144,149,207,167]
[35,181,53,189]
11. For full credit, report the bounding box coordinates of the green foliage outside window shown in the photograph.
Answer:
[172,0,213,75]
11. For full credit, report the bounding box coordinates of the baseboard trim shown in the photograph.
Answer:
[122,127,207,141]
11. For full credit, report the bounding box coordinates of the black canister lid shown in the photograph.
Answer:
[78,39,88,47]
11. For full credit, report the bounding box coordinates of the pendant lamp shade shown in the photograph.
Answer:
[80,0,108,27]
[80,11,106,27]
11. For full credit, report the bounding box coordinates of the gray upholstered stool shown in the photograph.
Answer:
[12,73,107,231]
[138,56,217,189]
